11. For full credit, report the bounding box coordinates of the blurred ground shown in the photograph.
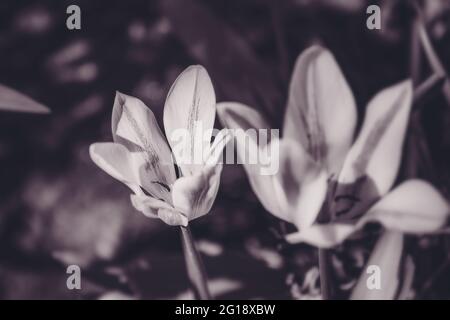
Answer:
[0,0,449,299]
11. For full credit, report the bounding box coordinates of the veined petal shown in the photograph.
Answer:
[171,163,222,221]
[111,92,176,198]
[271,138,328,229]
[169,129,231,222]
[131,194,188,226]
[286,179,448,248]
[335,80,413,219]
[284,46,357,175]
[217,102,283,216]
[351,231,403,300]
[130,194,172,218]
[89,142,141,195]
[163,65,216,176]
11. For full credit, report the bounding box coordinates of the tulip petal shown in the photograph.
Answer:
[163,65,216,176]
[217,102,283,216]
[158,208,189,227]
[271,138,328,229]
[89,142,141,195]
[365,180,449,233]
[335,80,413,219]
[217,101,271,133]
[284,46,357,175]
[172,163,222,221]
[130,194,172,218]
[285,223,355,248]
[170,128,230,221]
[131,194,188,226]
[286,179,449,248]
[351,231,403,300]
[111,92,176,199]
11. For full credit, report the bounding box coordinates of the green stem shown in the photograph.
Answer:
[180,226,212,300]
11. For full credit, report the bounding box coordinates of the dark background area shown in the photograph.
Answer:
[0,0,449,299]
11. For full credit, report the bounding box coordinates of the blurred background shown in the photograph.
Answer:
[0,0,449,299]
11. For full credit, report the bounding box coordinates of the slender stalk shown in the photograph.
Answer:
[180,226,212,300]
[318,248,332,299]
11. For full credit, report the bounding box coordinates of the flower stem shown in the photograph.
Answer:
[180,226,212,300]
[318,248,332,300]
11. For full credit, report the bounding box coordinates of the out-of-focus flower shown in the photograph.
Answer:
[218,45,449,299]
[216,103,328,231]
[217,46,449,245]
[90,65,230,226]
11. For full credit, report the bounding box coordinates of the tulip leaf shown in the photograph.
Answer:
[350,231,403,300]
[0,84,50,114]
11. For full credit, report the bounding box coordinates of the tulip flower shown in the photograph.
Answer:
[217,46,449,299]
[90,65,229,227]
[90,65,230,299]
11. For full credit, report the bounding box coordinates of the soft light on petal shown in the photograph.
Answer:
[217,102,282,215]
[131,194,188,226]
[111,92,176,199]
[351,231,403,300]
[130,194,172,218]
[285,223,355,248]
[163,65,216,176]
[172,163,223,221]
[336,80,413,219]
[158,208,189,226]
[286,179,449,248]
[89,142,141,195]
[283,46,357,175]
[271,139,328,229]
[365,180,449,233]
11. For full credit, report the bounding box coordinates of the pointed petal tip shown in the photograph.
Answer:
[88,142,102,161]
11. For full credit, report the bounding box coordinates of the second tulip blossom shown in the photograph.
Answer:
[217,46,449,246]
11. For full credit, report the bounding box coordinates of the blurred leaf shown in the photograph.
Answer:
[397,255,415,300]
[0,84,49,114]
[350,231,403,300]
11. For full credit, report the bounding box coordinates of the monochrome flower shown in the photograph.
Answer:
[90,65,230,226]
[217,46,449,247]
